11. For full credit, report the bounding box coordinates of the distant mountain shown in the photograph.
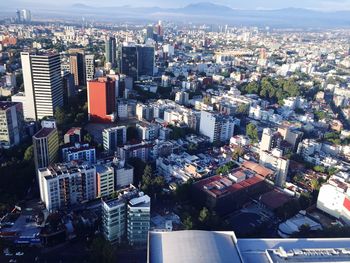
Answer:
[180,2,234,14]
[56,2,350,27]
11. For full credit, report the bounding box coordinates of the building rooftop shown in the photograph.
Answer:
[194,174,264,198]
[0,101,19,111]
[148,231,242,263]
[33,127,56,139]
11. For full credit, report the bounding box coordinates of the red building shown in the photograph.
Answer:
[87,77,116,123]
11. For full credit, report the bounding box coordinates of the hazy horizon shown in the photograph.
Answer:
[3,0,350,11]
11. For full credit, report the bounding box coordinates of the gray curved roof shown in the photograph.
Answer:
[148,230,243,263]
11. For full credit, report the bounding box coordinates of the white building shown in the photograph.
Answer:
[136,123,159,141]
[0,102,24,148]
[317,178,350,224]
[259,148,289,187]
[38,162,96,212]
[199,111,235,143]
[14,52,63,120]
[61,143,96,164]
[103,126,127,152]
[85,54,95,82]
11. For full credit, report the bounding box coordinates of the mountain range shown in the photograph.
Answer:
[2,2,350,27]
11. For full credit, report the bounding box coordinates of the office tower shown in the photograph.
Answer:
[16,9,31,23]
[64,127,82,144]
[105,36,116,67]
[199,111,235,143]
[33,127,59,171]
[69,49,86,87]
[62,72,75,104]
[0,102,24,148]
[146,25,154,41]
[87,77,116,123]
[96,165,115,198]
[103,126,127,152]
[21,9,31,22]
[17,52,63,120]
[120,45,154,80]
[127,194,151,245]
[38,162,96,212]
[85,54,95,82]
[121,46,138,79]
[61,143,96,164]
[137,46,155,77]
[260,128,273,152]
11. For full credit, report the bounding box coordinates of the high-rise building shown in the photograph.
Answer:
[259,148,290,187]
[105,36,116,67]
[127,194,151,245]
[260,128,273,152]
[85,54,95,82]
[146,25,154,41]
[101,185,150,245]
[96,165,115,198]
[16,9,31,23]
[33,127,59,171]
[15,52,63,120]
[120,45,154,80]
[87,77,116,123]
[199,111,235,143]
[69,49,86,87]
[103,126,127,152]
[0,102,24,148]
[38,162,96,212]
[102,196,127,244]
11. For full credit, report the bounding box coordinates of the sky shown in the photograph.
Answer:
[4,0,350,11]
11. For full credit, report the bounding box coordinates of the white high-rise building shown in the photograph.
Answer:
[13,52,63,120]
[85,54,95,82]
[103,126,127,152]
[199,111,235,143]
[38,162,96,212]
[260,128,273,152]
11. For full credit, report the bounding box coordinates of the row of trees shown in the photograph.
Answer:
[239,77,302,104]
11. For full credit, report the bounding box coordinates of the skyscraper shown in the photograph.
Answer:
[17,52,63,120]
[33,127,59,171]
[0,102,24,148]
[87,77,116,123]
[85,54,95,82]
[105,36,116,67]
[120,45,154,80]
[69,49,86,87]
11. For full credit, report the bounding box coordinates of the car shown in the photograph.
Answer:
[15,252,24,256]
[9,259,17,263]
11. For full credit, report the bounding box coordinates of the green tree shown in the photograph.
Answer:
[232,147,244,161]
[183,216,194,230]
[89,236,114,263]
[23,145,33,162]
[54,106,65,126]
[245,81,259,94]
[236,103,249,115]
[198,207,210,224]
[246,123,259,143]
[84,133,93,144]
